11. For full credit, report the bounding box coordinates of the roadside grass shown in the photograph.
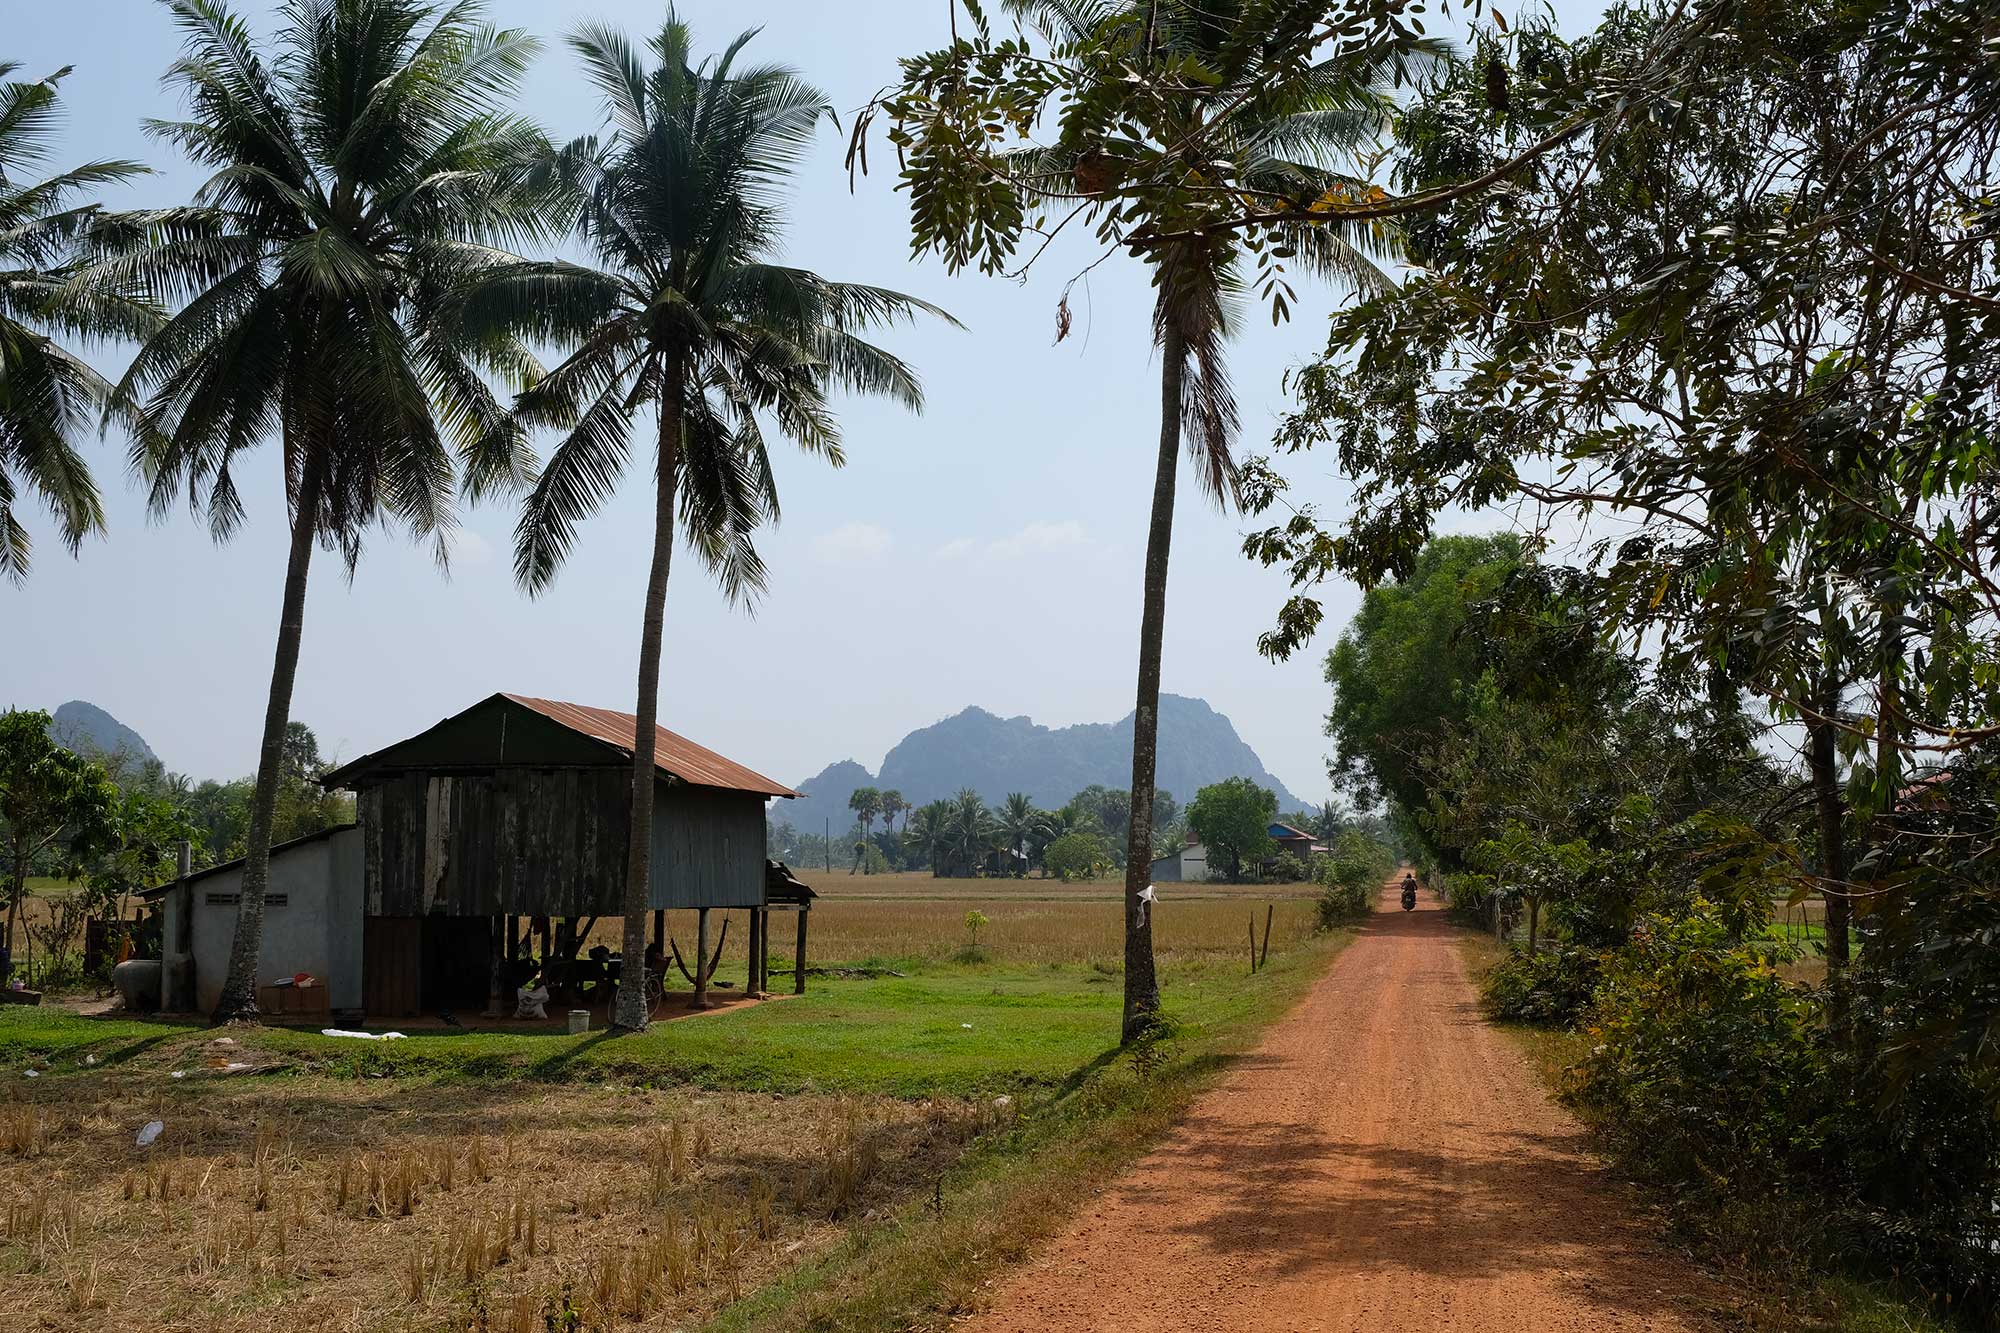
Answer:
[701,926,1355,1332]
[1454,932,1955,1333]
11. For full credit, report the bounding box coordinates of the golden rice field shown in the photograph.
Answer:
[774,868,1320,902]
[590,892,1321,972]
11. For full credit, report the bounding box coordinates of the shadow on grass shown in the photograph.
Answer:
[528,1029,617,1080]
[99,1033,176,1065]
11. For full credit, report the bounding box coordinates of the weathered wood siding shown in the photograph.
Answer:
[359,768,764,915]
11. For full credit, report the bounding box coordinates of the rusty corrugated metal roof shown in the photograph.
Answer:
[502,694,798,799]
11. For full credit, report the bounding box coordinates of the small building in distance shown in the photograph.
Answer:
[1150,839,1209,883]
[1268,822,1325,863]
[152,693,798,1018]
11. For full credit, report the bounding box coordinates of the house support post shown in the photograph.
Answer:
[692,908,711,1010]
[760,910,771,994]
[652,909,664,952]
[483,914,504,1018]
[794,909,808,996]
[747,909,763,995]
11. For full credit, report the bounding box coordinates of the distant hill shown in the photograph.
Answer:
[778,695,1303,837]
[49,700,158,769]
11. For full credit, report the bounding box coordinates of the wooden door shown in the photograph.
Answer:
[363,916,422,1018]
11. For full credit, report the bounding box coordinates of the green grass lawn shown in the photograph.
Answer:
[0,954,1304,1100]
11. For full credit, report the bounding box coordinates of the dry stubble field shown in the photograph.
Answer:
[0,873,1336,1331]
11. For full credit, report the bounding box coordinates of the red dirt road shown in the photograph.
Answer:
[968,882,1725,1332]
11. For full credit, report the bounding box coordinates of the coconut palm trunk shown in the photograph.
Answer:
[215,461,321,1021]
[1121,320,1185,1042]
[614,387,682,1033]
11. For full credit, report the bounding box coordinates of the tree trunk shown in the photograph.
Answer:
[1527,897,1540,955]
[213,462,320,1023]
[1121,321,1185,1043]
[4,842,23,980]
[1807,671,1851,969]
[612,382,681,1033]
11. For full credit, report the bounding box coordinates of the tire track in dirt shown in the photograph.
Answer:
[966,880,1727,1332]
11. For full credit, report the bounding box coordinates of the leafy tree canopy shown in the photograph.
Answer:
[1185,775,1277,880]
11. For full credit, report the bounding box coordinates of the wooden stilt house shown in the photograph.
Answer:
[156,693,803,1019]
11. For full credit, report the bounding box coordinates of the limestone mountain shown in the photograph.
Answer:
[778,695,1303,838]
[49,700,159,768]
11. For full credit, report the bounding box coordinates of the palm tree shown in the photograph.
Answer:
[0,63,155,580]
[997,791,1040,878]
[878,789,905,837]
[114,0,551,1022]
[948,788,997,877]
[477,15,952,1031]
[1005,0,1405,1040]
[847,785,882,870]
[904,800,952,877]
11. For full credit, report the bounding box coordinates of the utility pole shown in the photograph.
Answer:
[824,818,830,873]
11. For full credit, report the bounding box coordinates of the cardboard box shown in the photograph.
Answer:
[257,983,330,1017]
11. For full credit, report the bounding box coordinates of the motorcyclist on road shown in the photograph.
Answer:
[1400,872,1419,911]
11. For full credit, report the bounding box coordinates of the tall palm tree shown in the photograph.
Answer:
[0,63,155,580]
[998,791,1040,878]
[878,788,905,836]
[847,785,882,871]
[113,0,552,1021]
[475,15,952,1031]
[1005,0,1406,1040]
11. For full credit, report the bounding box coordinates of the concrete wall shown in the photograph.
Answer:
[175,828,364,1014]
[1153,843,1210,884]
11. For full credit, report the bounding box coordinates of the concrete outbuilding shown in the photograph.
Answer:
[1149,840,1210,883]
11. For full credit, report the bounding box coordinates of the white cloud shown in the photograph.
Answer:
[934,537,977,560]
[987,519,1088,560]
[812,521,894,565]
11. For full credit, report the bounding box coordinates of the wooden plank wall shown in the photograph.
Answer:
[360,768,763,915]
[362,768,630,916]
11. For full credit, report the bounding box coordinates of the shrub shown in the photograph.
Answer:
[1479,947,1603,1026]
[1269,851,1307,883]
[1312,864,1371,930]
[1311,830,1394,930]
[1045,832,1113,882]
[1570,908,1830,1193]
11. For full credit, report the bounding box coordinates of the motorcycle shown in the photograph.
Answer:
[1400,883,1418,911]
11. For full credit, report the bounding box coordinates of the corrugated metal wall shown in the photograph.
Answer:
[651,784,765,909]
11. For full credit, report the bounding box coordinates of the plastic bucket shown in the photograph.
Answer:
[567,1009,589,1035]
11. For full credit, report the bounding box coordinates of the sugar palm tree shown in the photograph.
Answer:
[1004,0,1408,1039]
[878,788,905,836]
[847,784,882,868]
[112,0,552,1021]
[0,62,155,580]
[474,15,953,1031]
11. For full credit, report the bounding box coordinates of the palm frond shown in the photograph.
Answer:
[513,364,638,593]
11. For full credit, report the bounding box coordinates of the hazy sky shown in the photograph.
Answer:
[4,0,1603,800]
